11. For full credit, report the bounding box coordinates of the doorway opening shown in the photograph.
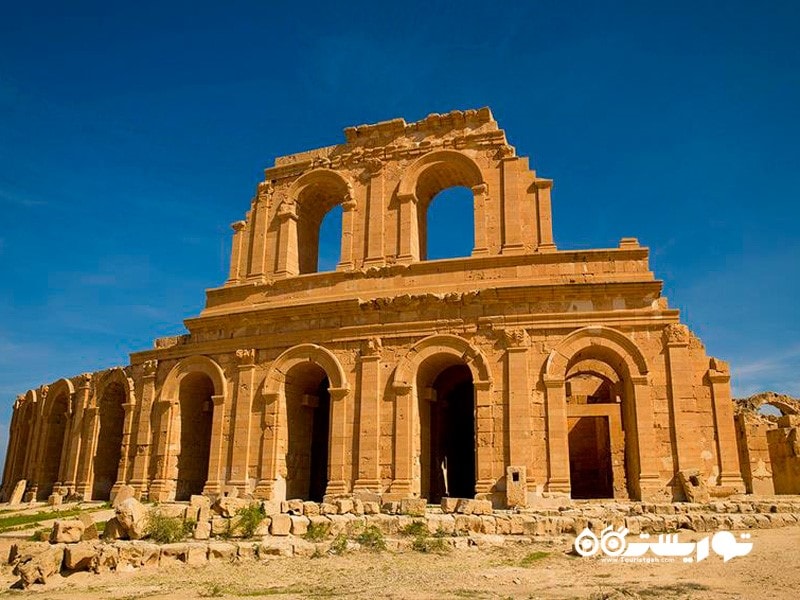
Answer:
[92,382,125,500]
[175,372,214,500]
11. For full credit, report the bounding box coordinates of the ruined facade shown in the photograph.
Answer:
[2,108,749,506]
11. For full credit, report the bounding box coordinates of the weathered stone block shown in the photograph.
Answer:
[400,498,426,516]
[270,514,291,536]
[50,519,85,544]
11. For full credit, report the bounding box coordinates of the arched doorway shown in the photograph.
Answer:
[284,362,330,501]
[423,186,474,260]
[92,382,125,500]
[175,372,214,500]
[419,360,476,502]
[10,402,33,487]
[38,393,69,500]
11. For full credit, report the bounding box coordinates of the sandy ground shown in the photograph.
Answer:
[1,526,799,599]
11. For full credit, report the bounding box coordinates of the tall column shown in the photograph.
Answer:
[202,394,226,496]
[325,387,350,496]
[534,179,556,252]
[62,374,91,495]
[471,183,489,256]
[337,196,357,270]
[274,200,299,277]
[543,375,570,493]
[390,383,414,496]
[396,193,419,265]
[500,155,525,255]
[148,397,177,502]
[129,360,157,497]
[246,182,273,280]
[110,400,137,498]
[226,221,247,284]
[74,406,99,497]
[363,160,385,267]
[503,330,531,468]
[354,339,381,492]
[25,386,47,501]
[707,359,746,491]
[664,324,696,471]
[254,392,280,500]
[631,376,663,500]
[229,349,256,494]
[474,381,495,495]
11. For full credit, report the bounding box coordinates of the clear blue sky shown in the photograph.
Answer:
[1,1,799,465]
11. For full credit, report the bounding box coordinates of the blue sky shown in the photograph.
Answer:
[1,1,799,467]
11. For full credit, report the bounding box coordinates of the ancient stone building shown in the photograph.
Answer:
[2,108,749,506]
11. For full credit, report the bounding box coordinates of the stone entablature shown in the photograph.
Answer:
[2,109,749,507]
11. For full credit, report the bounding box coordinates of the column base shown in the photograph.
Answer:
[325,480,349,497]
[545,477,570,495]
[353,479,382,493]
[389,479,412,496]
[718,473,746,493]
[148,480,175,502]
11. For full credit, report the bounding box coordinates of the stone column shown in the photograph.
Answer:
[62,374,91,495]
[74,406,99,497]
[202,394,226,496]
[337,195,357,270]
[25,386,48,500]
[354,339,382,492]
[630,376,663,500]
[148,397,177,502]
[707,360,746,491]
[274,200,299,277]
[363,160,385,267]
[500,154,525,255]
[503,330,531,469]
[664,324,695,471]
[246,182,272,280]
[543,375,570,494]
[229,349,256,494]
[110,400,137,498]
[474,381,495,495]
[226,221,247,284]
[390,383,414,496]
[129,360,157,497]
[325,387,350,496]
[534,179,556,252]
[471,183,489,256]
[396,193,419,265]
[254,391,280,500]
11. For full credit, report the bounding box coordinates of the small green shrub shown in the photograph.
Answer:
[145,509,187,544]
[355,525,386,552]
[234,503,264,538]
[411,534,449,553]
[400,521,428,537]
[29,528,49,542]
[520,551,550,566]
[304,521,331,542]
[329,533,349,555]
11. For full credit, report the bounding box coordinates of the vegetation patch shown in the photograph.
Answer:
[519,550,550,566]
[234,503,265,538]
[144,509,191,544]
[304,521,331,542]
[0,507,85,533]
[354,525,386,552]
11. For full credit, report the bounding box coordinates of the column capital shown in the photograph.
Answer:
[543,375,565,389]
[142,359,158,379]
[663,324,690,348]
[235,348,257,368]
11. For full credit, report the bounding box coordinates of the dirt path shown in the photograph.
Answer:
[2,527,799,599]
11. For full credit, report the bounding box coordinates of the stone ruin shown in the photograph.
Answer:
[2,107,765,509]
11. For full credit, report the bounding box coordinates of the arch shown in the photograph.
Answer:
[545,326,649,379]
[263,344,348,396]
[161,355,227,401]
[394,334,492,390]
[397,150,484,203]
[287,169,355,275]
[43,378,75,417]
[92,367,136,408]
[37,378,73,499]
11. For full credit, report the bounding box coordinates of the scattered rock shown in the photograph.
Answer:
[116,497,148,540]
[64,541,99,571]
[8,480,26,505]
[14,544,65,587]
[112,485,136,508]
[50,519,85,544]
[79,513,99,540]
[270,514,291,536]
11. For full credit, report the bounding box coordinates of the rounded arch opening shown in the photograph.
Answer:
[38,393,70,500]
[317,203,343,272]
[175,372,214,501]
[424,186,474,260]
[283,362,330,501]
[92,381,126,500]
[416,353,476,502]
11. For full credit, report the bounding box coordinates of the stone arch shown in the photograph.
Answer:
[543,327,661,501]
[546,326,649,379]
[5,391,36,495]
[395,150,489,262]
[152,355,228,500]
[283,169,355,275]
[260,344,350,501]
[88,368,135,500]
[263,343,348,396]
[161,355,228,401]
[391,334,494,499]
[394,334,492,390]
[37,378,74,499]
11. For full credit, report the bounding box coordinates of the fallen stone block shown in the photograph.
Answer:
[441,497,459,513]
[64,541,99,571]
[186,543,208,565]
[194,520,211,540]
[159,543,188,565]
[8,480,26,505]
[270,514,291,536]
[236,542,258,560]
[400,498,426,516]
[116,497,148,540]
[258,538,293,558]
[51,519,85,543]
[14,544,64,587]
[290,515,309,536]
[112,485,136,508]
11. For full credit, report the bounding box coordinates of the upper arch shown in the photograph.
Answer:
[92,367,137,408]
[393,334,492,390]
[44,378,75,417]
[545,326,649,379]
[161,355,228,401]
[397,150,484,205]
[263,343,349,396]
